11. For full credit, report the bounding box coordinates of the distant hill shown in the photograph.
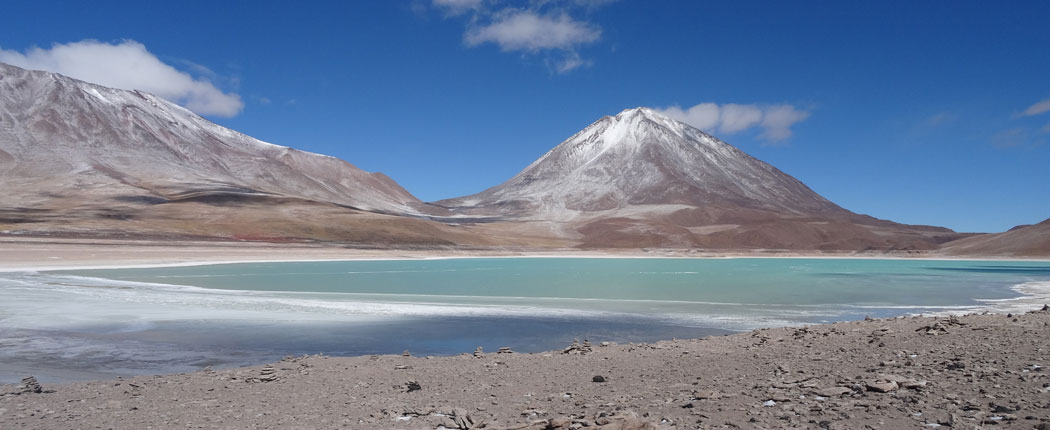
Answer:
[939,218,1050,257]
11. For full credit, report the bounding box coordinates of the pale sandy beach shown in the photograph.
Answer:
[2,237,1046,273]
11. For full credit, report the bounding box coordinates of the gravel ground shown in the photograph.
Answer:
[3,308,1049,429]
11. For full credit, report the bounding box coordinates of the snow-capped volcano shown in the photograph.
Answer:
[438,107,845,218]
[438,107,958,250]
[0,62,426,215]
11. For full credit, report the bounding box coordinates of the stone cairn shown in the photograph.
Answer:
[563,338,593,355]
[19,376,43,394]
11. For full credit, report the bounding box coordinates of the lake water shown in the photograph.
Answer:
[2,258,1048,382]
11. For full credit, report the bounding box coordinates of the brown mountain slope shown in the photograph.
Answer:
[0,62,493,246]
[939,218,1050,256]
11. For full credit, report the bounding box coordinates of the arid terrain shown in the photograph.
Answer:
[3,308,1049,429]
[941,219,1050,258]
[3,62,1005,255]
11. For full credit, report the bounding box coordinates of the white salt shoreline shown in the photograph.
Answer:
[2,249,1048,273]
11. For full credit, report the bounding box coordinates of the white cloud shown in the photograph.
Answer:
[550,51,592,72]
[465,11,600,52]
[922,112,955,128]
[719,104,764,134]
[1022,98,1050,116]
[990,128,1027,148]
[438,1,607,74]
[0,40,243,117]
[656,103,720,131]
[432,0,483,15]
[760,105,811,140]
[655,102,811,142]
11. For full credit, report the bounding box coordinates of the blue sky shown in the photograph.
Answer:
[2,0,1048,233]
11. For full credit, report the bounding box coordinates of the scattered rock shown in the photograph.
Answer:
[917,322,950,335]
[405,381,422,392]
[814,387,852,397]
[589,411,657,430]
[449,407,485,429]
[592,375,607,383]
[865,380,899,393]
[548,416,572,428]
[692,389,718,400]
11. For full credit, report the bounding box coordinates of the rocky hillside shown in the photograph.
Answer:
[940,218,1050,256]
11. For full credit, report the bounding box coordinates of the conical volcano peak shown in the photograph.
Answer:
[593,106,699,142]
[571,106,693,153]
[614,106,663,119]
[437,107,845,219]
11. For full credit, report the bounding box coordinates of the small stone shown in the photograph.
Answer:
[866,380,899,393]
[474,346,484,358]
[692,389,718,400]
[405,381,422,392]
[451,407,470,429]
[815,387,852,397]
[592,375,607,383]
[402,350,411,357]
[549,416,572,428]
[498,347,513,354]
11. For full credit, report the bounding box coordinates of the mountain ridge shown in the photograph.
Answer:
[0,62,987,251]
[0,62,429,215]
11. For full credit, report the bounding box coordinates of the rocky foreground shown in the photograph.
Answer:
[3,309,1050,429]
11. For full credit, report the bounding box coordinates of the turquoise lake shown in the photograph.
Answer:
[1,258,1048,382]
